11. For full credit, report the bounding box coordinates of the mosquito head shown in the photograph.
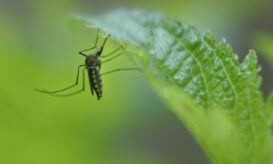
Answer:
[95,50,102,56]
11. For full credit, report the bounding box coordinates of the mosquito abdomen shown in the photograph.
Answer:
[88,68,103,100]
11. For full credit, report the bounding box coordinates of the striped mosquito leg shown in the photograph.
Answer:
[79,29,100,56]
[35,65,85,94]
[49,68,86,97]
[101,68,143,76]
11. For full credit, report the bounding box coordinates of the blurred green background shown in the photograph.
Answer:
[0,0,272,164]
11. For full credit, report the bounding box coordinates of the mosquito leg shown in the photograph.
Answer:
[101,67,143,76]
[35,65,85,94]
[98,34,110,54]
[52,68,86,97]
[100,46,124,58]
[101,51,124,64]
[78,29,99,57]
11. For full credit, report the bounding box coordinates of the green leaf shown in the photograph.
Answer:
[75,9,273,164]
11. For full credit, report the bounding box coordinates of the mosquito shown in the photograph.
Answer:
[35,30,142,100]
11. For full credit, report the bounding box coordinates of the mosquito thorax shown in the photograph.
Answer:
[85,54,100,67]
